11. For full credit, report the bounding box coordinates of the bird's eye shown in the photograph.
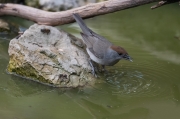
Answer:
[119,53,122,55]
[123,54,130,59]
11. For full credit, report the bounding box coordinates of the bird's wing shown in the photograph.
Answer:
[90,34,113,59]
[81,33,105,59]
[90,30,112,45]
[80,32,95,48]
[91,32,112,57]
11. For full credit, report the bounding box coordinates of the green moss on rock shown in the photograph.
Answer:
[8,57,52,84]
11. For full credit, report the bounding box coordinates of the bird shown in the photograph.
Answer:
[73,13,132,76]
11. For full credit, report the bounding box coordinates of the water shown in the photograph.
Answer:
[0,3,180,119]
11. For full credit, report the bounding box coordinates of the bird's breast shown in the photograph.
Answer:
[86,48,122,66]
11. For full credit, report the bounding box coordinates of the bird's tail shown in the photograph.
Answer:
[73,13,91,35]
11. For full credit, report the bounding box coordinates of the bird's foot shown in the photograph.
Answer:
[101,65,108,74]
[88,59,97,78]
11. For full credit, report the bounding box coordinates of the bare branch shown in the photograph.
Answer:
[0,0,158,26]
[151,0,179,9]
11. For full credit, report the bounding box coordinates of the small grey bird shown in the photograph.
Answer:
[73,13,132,76]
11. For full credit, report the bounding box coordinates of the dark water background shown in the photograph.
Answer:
[0,3,180,119]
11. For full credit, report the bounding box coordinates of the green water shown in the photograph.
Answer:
[0,3,180,119]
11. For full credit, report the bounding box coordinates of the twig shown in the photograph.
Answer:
[151,0,179,9]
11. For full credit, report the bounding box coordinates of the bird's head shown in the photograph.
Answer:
[111,45,133,62]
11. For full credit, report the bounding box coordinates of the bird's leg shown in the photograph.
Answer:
[88,59,97,77]
[102,65,105,71]
[101,65,108,73]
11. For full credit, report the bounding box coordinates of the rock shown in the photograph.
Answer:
[0,19,10,33]
[0,19,19,34]
[26,0,106,11]
[7,24,95,88]
[78,0,97,7]
[25,0,39,8]
[39,0,79,11]
[38,0,106,11]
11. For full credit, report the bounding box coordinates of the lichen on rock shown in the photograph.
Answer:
[7,24,95,87]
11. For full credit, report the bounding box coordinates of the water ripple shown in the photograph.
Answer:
[95,65,171,97]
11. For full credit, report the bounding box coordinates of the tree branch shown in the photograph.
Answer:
[0,0,158,26]
[151,0,179,9]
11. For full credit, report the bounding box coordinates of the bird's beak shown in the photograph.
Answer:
[129,58,133,62]
[123,54,133,62]
[128,56,133,62]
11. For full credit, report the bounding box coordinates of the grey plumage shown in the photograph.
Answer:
[73,13,132,67]
[73,13,113,60]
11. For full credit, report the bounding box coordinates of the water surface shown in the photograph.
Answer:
[0,3,180,119]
